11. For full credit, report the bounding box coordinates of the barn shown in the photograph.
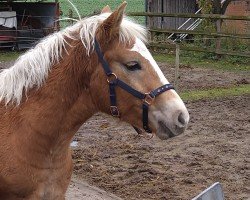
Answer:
[145,0,249,33]
[145,0,199,29]
[0,0,59,49]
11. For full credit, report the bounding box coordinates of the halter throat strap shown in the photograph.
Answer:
[94,39,174,133]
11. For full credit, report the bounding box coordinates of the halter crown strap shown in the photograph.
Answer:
[95,39,112,76]
[94,38,174,133]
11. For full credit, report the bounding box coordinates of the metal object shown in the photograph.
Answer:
[192,182,225,200]
[143,93,155,105]
[168,8,202,39]
[107,73,118,83]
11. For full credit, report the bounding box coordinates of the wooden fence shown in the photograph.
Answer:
[128,12,250,58]
[128,12,250,90]
[129,12,250,21]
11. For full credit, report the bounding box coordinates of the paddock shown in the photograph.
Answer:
[70,64,249,200]
[1,57,249,200]
[0,1,249,199]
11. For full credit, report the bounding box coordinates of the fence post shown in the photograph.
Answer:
[174,44,180,92]
[215,19,222,59]
[149,16,155,42]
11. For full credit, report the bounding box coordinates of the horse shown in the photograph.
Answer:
[0,2,189,199]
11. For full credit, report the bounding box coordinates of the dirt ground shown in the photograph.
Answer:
[1,60,249,200]
[73,95,249,200]
[71,63,249,200]
[157,63,249,92]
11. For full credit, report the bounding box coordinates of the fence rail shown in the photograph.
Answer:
[149,29,250,39]
[128,12,250,21]
[128,12,250,58]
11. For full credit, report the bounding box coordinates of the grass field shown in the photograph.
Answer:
[60,0,144,15]
[181,85,250,101]
[59,0,145,25]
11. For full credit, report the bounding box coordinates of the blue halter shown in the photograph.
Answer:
[94,39,174,133]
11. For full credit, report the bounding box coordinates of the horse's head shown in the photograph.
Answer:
[90,2,189,140]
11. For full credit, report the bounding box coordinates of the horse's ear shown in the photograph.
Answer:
[99,1,127,41]
[101,5,112,13]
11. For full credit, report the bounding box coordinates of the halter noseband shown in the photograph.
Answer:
[94,39,174,133]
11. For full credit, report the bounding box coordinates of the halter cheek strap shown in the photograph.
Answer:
[94,39,174,133]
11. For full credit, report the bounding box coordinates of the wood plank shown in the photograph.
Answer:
[128,12,250,21]
[149,28,250,39]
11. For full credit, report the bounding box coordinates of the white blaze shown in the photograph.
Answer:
[130,38,189,136]
[130,38,169,84]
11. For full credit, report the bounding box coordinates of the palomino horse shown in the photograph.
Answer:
[0,2,189,199]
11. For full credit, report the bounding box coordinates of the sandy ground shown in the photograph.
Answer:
[70,62,249,199]
[72,95,249,200]
[158,63,249,92]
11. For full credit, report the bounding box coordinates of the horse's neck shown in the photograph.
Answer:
[8,45,97,167]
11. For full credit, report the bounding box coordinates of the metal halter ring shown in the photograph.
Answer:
[143,93,155,105]
[110,106,120,117]
[107,73,118,83]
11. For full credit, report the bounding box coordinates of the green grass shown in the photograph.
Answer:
[0,52,22,62]
[60,0,144,15]
[59,0,145,26]
[180,84,250,101]
[153,53,250,72]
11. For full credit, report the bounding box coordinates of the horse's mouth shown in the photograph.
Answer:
[133,121,176,140]
[156,121,175,140]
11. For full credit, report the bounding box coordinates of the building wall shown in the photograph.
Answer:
[223,0,250,34]
[146,0,197,29]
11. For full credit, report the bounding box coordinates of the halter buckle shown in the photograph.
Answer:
[107,73,118,84]
[110,106,120,117]
[143,93,155,105]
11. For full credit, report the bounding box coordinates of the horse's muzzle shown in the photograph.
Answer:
[155,110,189,140]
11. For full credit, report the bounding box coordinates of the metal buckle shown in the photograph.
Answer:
[110,106,120,117]
[107,73,118,84]
[143,93,155,105]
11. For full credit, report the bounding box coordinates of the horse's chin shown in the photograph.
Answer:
[156,121,176,140]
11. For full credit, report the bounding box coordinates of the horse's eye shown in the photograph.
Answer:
[124,61,141,71]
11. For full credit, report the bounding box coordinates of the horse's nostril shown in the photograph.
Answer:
[178,112,186,126]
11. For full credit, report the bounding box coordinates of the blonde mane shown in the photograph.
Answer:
[0,13,147,105]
